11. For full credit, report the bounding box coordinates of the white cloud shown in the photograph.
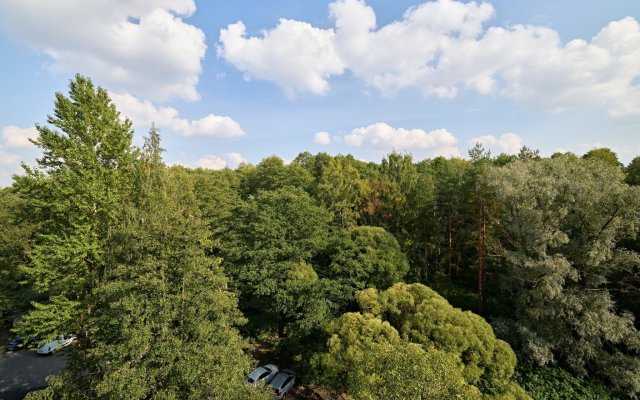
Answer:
[469,132,523,154]
[0,149,20,167]
[218,20,345,97]
[2,126,38,148]
[197,155,227,170]
[217,0,640,116]
[226,152,247,165]
[111,93,246,138]
[343,122,458,151]
[0,0,205,102]
[314,131,332,145]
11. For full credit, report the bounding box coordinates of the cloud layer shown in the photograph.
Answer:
[326,122,460,157]
[111,93,246,138]
[218,0,640,116]
[0,0,206,102]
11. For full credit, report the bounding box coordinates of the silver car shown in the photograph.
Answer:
[246,364,279,386]
[270,369,295,400]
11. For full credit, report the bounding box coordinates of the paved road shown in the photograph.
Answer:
[0,349,66,400]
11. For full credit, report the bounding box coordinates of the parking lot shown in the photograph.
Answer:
[0,349,66,400]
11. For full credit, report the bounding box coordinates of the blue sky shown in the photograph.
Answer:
[0,0,639,185]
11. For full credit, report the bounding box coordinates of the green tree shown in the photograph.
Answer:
[17,78,266,399]
[487,156,640,396]
[219,186,336,337]
[13,74,137,341]
[357,283,522,396]
[326,226,409,290]
[319,312,482,400]
[627,156,640,186]
[582,147,623,168]
[317,157,367,227]
[240,155,313,196]
[0,188,33,321]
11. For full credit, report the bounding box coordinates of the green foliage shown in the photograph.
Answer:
[487,156,640,396]
[13,74,137,340]
[582,147,623,168]
[318,157,367,227]
[15,79,267,399]
[326,226,409,289]
[627,156,640,185]
[357,283,520,395]
[319,312,483,400]
[0,188,33,321]
[240,155,314,196]
[515,366,622,400]
[219,186,341,337]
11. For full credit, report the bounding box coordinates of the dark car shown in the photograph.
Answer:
[5,337,25,351]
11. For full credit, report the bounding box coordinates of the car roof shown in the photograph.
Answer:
[270,370,295,388]
[248,366,269,380]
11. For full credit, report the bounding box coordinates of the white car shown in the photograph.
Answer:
[246,364,279,386]
[37,334,76,355]
[271,369,295,400]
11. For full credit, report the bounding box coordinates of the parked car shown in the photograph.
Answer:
[5,337,25,351]
[37,334,76,355]
[246,364,279,386]
[270,369,295,400]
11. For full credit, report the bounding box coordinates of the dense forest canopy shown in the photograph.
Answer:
[1,76,640,399]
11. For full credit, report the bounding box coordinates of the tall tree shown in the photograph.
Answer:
[13,74,137,340]
[17,78,266,398]
[488,156,640,396]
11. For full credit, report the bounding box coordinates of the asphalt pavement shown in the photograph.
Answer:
[0,348,66,400]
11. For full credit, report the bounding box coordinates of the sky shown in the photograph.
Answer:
[0,0,639,185]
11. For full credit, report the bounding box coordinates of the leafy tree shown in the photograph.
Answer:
[357,283,522,396]
[317,157,367,227]
[0,188,33,322]
[318,312,483,400]
[517,146,541,160]
[582,147,623,168]
[17,78,267,399]
[627,156,640,186]
[219,186,335,337]
[13,74,137,341]
[494,153,517,166]
[487,156,640,396]
[240,155,313,196]
[326,226,409,290]
[515,366,622,400]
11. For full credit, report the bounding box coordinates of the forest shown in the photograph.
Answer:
[2,75,640,399]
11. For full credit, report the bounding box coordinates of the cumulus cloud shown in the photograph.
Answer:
[197,155,227,170]
[343,122,457,151]
[469,133,523,154]
[2,126,38,148]
[218,20,345,97]
[0,0,206,101]
[314,131,332,145]
[218,0,640,116]
[111,93,246,138]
